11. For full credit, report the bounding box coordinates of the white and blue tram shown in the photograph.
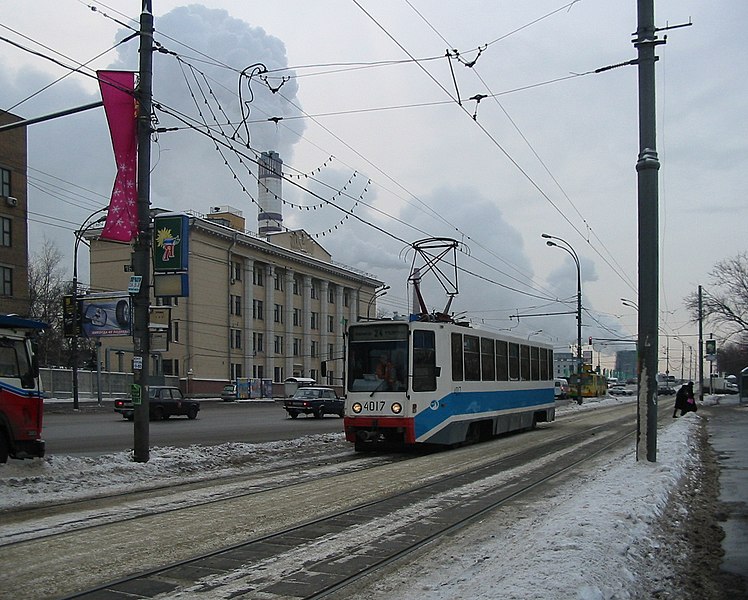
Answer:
[344,319,555,451]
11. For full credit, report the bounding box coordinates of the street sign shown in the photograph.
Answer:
[128,275,143,293]
[131,384,141,405]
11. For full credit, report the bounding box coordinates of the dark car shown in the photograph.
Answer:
[114,386,200,421]
[283,386,344,419]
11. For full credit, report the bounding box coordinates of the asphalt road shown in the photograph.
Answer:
[42,400,346,456]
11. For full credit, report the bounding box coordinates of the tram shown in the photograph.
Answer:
[343,317,555,451]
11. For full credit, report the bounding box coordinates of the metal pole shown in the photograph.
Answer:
[133,1,154,463]
[634,0,662,462]
[698,285,704,401]
[542,234,582,405]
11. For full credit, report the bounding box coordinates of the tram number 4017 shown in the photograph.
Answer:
[361,400,386,411]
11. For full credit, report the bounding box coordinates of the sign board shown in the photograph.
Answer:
[131,384,141,405]
[149,306,170,329]
[153,213,190,272]
[133,355,143,370]
[150,330,169,352]
[62,295,80,337]
[128,275,142,294]
[79,293,132,337]
[154,273,189,298]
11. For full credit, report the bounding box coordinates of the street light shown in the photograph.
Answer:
[543,233,583,405]
[367,285,390,320]
[72,207,108,410]
[527,329,543,340]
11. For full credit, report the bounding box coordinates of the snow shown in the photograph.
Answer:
[0,396,707,599]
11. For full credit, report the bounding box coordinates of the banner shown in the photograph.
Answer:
[97,70,138,242]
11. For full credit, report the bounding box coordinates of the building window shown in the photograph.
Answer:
[231,329,242,349]
[274,271,284,291]
[293,277,300,295]
[157,296,178,307]
[274,303,283,323]
[328,286,335,303]
[1,167,10,197]
[253,364,264,379]
[253,299,264,320]
[327,315,334,333]
[0,266,12,296]
[253,265,264,286]
[274,366,283,382]
[253,332,264,353]
[293,338,300,357]
[231,295,241,316]
[172,321,179,343]
[1,217,10,247]
[311,341,317,358]
[343,290,349,307]
[293,308,301,327]
[163,359,179,376]
[231,363,242,380]
[231,260,242,282]
[274,335,284,355]
[328,343,334,360]
[310,312,319,330]
[310,282,318,299]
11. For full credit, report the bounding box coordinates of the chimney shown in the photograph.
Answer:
[258,151,283,236]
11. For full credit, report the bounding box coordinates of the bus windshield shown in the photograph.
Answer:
[347,323,408,393]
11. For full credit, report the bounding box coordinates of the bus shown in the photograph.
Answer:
[567,366,607,399]
[0,315,47,463]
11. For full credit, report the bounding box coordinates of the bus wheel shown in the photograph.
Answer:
[0,430,8,463]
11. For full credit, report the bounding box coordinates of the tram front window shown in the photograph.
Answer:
[348,324,408,392]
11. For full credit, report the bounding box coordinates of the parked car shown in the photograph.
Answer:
[657,385,676,396]
[221,383,237,402]
[283,386,344,419]
[114,386,199,421]
[609,384,634,396]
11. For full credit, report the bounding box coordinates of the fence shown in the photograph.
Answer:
[40,368,179,401]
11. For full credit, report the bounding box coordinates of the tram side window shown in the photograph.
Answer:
[413,330,437,392]
[530,346,540,380]
[520,344,530,381]
[508,342,519,380]
[451,333,463,381]
[464,335,480,381]
[481,337,495,381]
[539,347,549,380]
[0,341,19,377]
[496,340,508,381]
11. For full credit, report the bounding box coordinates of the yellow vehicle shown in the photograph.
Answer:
[567,366,607,398]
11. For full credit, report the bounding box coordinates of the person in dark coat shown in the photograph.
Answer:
[673,381,696,417]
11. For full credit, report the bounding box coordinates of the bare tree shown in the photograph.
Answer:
[685,252,748,339]
[27,238,71,367]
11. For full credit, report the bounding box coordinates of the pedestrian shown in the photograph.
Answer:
[673,381,696,417]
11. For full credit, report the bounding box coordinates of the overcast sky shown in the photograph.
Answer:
[2,1,746,373]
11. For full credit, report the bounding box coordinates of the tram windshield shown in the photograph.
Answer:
[347,323,408,393]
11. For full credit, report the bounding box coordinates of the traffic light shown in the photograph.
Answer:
[705,339,717,356]
[589,336,593,345]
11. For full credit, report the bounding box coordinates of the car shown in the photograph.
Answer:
[283,386,344,419]
[554,378,570,400]
[221,383,237,402]
[609,384,634,396]
[114,386,200,421]
[657,385,676,396]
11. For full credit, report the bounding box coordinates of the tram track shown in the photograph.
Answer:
[21,402,646,600]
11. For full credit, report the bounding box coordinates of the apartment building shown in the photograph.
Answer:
[87,207,383,388]
[0,110,30,315]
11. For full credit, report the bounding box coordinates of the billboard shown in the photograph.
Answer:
[79,293,132,337]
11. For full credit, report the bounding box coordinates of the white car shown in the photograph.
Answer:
[554,378,570,399]
[609,384,634,396]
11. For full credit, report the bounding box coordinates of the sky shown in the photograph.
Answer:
[1,0,746,374]
[0,396,704,598]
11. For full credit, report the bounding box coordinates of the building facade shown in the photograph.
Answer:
[0,111,30,315]
[88,207,383,389]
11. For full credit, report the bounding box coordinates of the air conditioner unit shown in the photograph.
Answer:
[5,196,18,207]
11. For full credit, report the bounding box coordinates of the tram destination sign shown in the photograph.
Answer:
[349,323,408,342]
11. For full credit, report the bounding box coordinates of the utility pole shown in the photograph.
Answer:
[133,0,154,463]
[698,285,704,402]
[634,0,663,462]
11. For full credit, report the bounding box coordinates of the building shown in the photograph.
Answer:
[0,110,30,315]
[87,207,383,392]
[554,352,576,379]
[614,349,637,382]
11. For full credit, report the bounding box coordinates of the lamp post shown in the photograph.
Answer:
[367,285,390,320]
[527,329,543,340]
[543,233,582,404]
[72,208,108,410]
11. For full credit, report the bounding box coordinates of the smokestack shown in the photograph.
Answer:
[258,150,283,236]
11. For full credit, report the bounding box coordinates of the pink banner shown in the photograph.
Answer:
[97,71,138,242]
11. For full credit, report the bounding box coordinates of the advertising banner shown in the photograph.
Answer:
[79,293,132,337]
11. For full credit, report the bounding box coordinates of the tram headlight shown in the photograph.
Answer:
[352,402,363,414]
[391,402,402,414]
